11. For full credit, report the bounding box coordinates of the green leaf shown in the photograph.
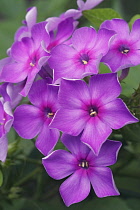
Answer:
[129,14,140,28]
[121,123,140,143]
[83,8,122,28]
[0,170,3,187]
[121,65,140,97]
[126,198,140,210]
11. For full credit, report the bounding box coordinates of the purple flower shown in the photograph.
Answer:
[46,17,76,52]
[50,73,138,155]
[13,79,60,156]
[48,27,115,83]
[14,6,37,41]
[0,83,15,162]
[0,22,50,96]
[100,19,140,72]
[42,134,121,207]
[77,0,104,11]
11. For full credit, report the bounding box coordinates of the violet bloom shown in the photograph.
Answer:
[100,18,140,72]
[14,6,37,41]
[0,22,50,96]
[0,83,16,162]
[50,73,138,155]
[43,134,121,207]
[48,27,115,83]
[13,80,60,156]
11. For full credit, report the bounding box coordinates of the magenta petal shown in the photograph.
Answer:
[61,134,90,160]
[36,125,59,156]
[94,28,116,56]
[26,6,37,30]
[81,117,112,155]
[0,135,8,162]
[55,18,74,44]
[100,19,129,38]
[87,140,122,166]
[1,63,27,83]
[50,108,88,136]
[77,0,103,11]
[72,27,97,51]
[129,19,140,40]
[28,80,59,108]
[59,78,91,109]
[11,41,29,62]
[88,167,119,197]
[100,98,139,129]
[31,22,50,48]
[89,73,121,106]
[13,105,43,139]
[48,44,77,82]
[60,169,90,207]
[42,150,77,180]
[19,68,40,97]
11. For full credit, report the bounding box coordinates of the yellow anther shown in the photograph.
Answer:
[30,62,35,67]
[121,49,129,54]
[90,109,97,117]
[47,112,54,118]
[82,60,88,65]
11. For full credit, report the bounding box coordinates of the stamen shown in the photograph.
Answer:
[121,49,129,54]
[89,109,97,117]
[47,112,54,118]
[82,60,88,65]
[30,62,35,67]
[79,160,89,169]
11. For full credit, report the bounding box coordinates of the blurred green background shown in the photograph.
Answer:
[0,0,140,210]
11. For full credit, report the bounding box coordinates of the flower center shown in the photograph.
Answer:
[119,45,130,54]
[45,107,54,118]
[80,54,89,65]
[79,160,89,169]
[89,107,98,117]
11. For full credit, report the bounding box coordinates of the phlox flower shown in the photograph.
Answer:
[48,27,115,83]
[42,134,121,207]
[14,6,37,41]
[13,80,60,156]
[100,18,140,72]
[50,73,138,155]
[0,22,50,96]
[0,82,22,162]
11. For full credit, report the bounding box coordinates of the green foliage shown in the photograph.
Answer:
[83,8,122,28]
[129,14,140,28]
[0,170,3,187]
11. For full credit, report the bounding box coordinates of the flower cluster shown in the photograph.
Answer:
[0,0,139,207]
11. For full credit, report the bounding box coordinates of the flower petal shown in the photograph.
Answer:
[72,27,97,51]
[48,44,77,83]
[50,108,88,136]
[58,78,91,109]
[28,79,59,109]
[0,63,27,83]
[0,135,8,162]
[42,150,77,180]
[87,140,122,166]
[100,98,139,129]
[13,105,43,139]
[31,22,50,48]
[100,19,129,39]
[60,169,90,207]
[61,134,90,160]
[81,117,112,155]
[89,73,121,106]
[36,125,59,156]
[88,167,120,197]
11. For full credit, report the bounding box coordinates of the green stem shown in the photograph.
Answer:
[14,167,42,186]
